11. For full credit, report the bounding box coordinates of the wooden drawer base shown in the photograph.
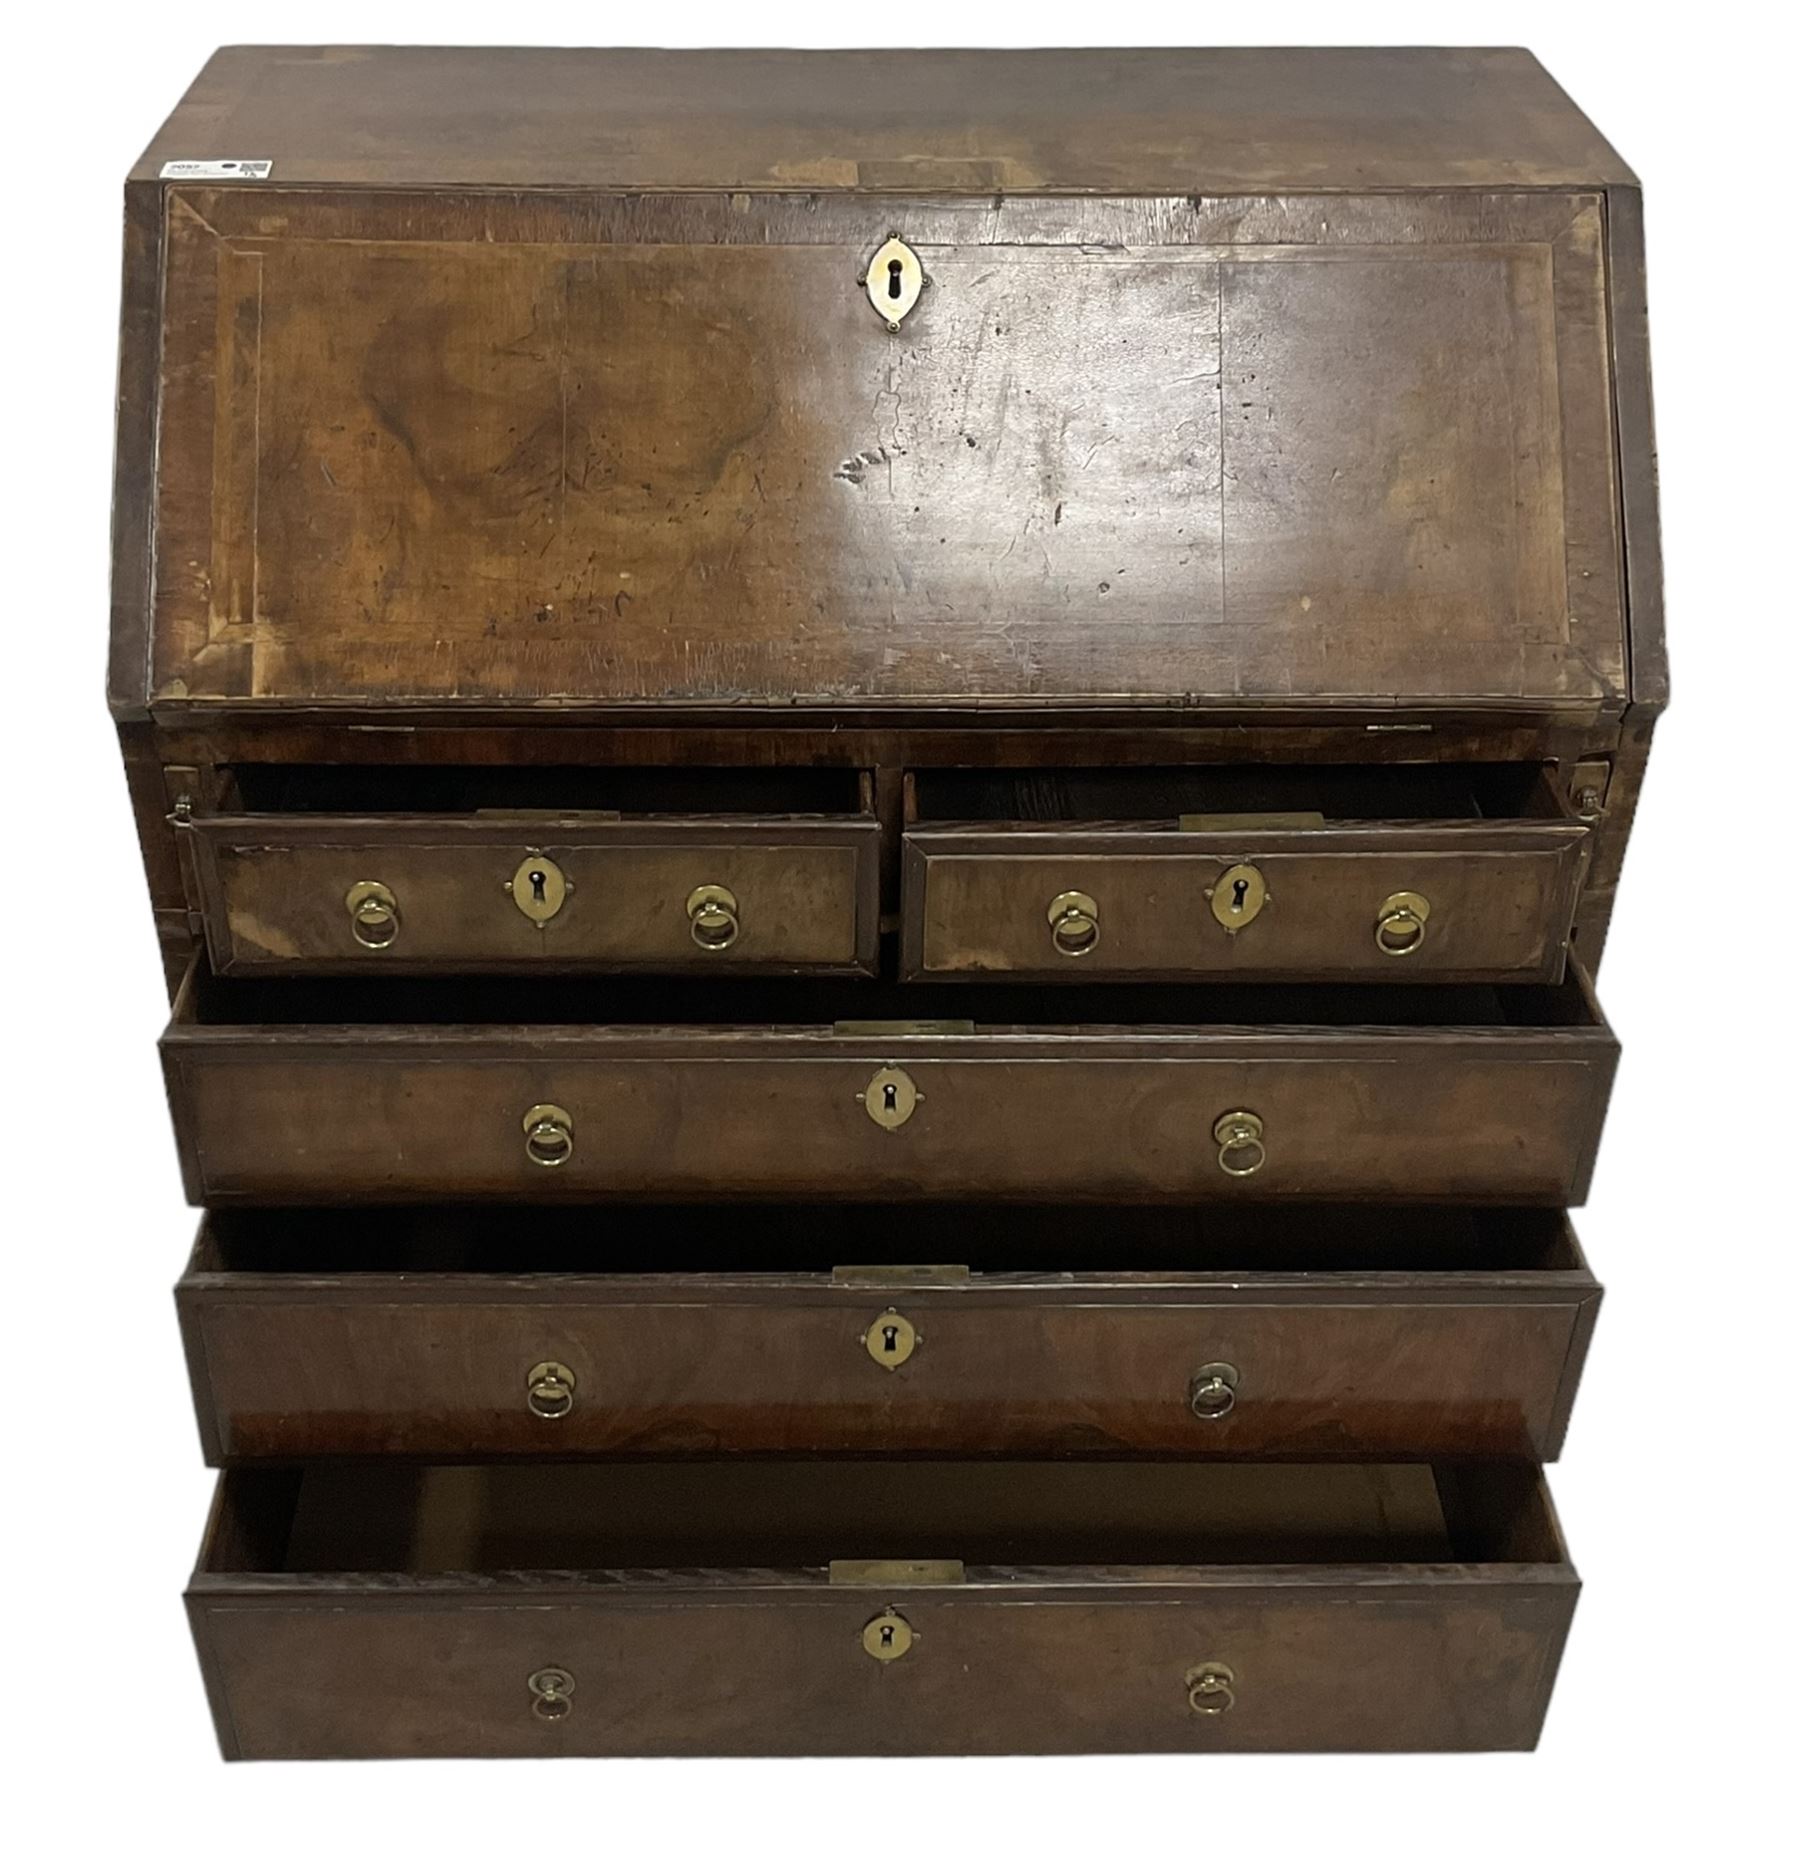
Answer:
[188,1459,1577,1758]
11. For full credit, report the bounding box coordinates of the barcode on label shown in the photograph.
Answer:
[159,159,273,180]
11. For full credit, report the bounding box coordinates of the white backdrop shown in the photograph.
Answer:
[1,6,1791,1863]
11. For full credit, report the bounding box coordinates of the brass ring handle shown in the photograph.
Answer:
[1374,891,1431,956]
[522,1103,574,1168]
[528,1666,576,1722]
[1212,1110,1266,1178]
[1189,1362,1240,1420]
[526,1360,576,1419]
[1185,1663,1236,1716]
[344,881,399,950]
[686,884,741,952]
[1047,890,1101,957]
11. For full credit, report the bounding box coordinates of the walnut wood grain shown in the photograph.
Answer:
[139,187,1622,715]
[177,1208,1600,1463]
[159,966,1618,1206]
[182,812,881,975]
[186,1459,1577,1757]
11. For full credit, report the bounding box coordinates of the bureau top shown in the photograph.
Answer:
[133,45,1633,194]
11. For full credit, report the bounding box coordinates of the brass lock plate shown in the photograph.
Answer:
[1207,862,1268,932]
[863,235,925,330]
[861,1610,916,1662]
[859,1066,921,1130]
[507,852,569,925]
[862,1309,919,1370]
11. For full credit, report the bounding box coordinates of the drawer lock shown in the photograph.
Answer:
[525,1360,577,1419]
[859,1066,922,1130]
[506,852,569,926]
[860,233,925,332]
[1212,1110,1266,1177]
[862,1308,920,1370]
[862,1611,916,1663]
[1185,1662,1236,1716]
[1374,890,1431,955]
[344,880,400,950]
[1207,862,1268,933]
[522,1103,575,1168]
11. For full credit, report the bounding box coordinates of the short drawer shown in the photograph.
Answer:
[188,1460,1578,1758]
[178,1207,1600,1462]
[902,763,1589,983]
[161,967,1618,1205]
[176,765,879,975]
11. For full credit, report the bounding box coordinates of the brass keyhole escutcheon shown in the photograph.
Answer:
[862,1610,916,1663]
[522,1103,575,1168]
[506,852,569,925]
[526,1360,577,1419]
[1374,890,1431,956]
[1047,890,1101,957]
[1212,1110,1266,1178]
[1189,1362,1240,1420]
[1185,1662,1236,1716]
[862,234,925,331]
[859,1066,922,1130]
[1206,862,1268,933]
[528,1666,577,1721]
[686,884,741,952]
[345,880,400,950]
[863,1308,919,1370]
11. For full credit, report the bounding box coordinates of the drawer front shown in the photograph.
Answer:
[180,1272,1598,1464]
[193,1587,1571,1758]
[904,826,1588,983]
[165,1040,1615,1205]
[188,1463,1577,1758]
[182,817,881,974]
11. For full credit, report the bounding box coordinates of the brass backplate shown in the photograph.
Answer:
[862,1308,919,1369]
[507,852,569,924]
[860,1610,917,1662]
[859,1066,922,1129]
[1208,861,1269,932]
[863,235,924,330]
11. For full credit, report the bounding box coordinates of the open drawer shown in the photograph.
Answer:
[178,1207,1600,1462]
[902,764,1590,983]
[161,966,1618,1205]
[188,1460,1578,1757]
[175,765,881,975]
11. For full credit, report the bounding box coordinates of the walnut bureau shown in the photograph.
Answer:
[112,46,1661,1758]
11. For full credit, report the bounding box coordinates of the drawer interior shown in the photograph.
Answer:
[202,1460,1563,1575]
[194,1205,1585,1278]
[181,965,1603,1031]
[908,762,1568,826]
[217,763,871,818]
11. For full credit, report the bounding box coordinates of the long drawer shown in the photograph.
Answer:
[188,1460,1578,1758]
[160,967,1618,1204]
[178,1207,1600,1462]
[175,766,881,976]
[901,763,1591,984]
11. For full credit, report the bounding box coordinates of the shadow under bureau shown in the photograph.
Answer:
[112,45,1662,1757]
